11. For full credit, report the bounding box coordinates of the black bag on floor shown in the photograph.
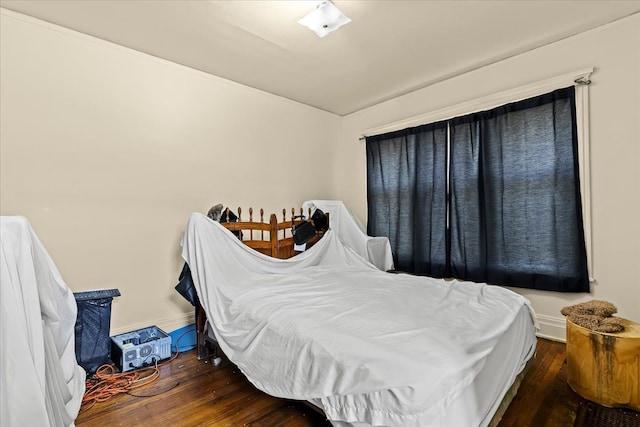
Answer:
[74,297,114,374]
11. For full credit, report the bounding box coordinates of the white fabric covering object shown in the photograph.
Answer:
[1,216,86,427]
[302,200,394,271]
[181,212,536,427]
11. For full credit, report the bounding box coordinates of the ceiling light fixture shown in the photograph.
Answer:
[298,1,351,38]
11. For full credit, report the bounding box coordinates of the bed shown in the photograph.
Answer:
[181,201,537,427]
[0,216,86,427]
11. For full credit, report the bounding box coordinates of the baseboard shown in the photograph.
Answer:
[110,312,195,336]
[536,314,567,342]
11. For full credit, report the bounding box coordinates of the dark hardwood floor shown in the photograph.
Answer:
[76,338,588,427]
[499,338,577,426]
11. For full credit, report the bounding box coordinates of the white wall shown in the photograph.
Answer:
[337,14,640,340]
[0,9,340,334]
[2,8,638,341]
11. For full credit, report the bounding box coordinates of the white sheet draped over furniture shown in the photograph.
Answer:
[302,200,394,271]
[1,216,85,427]
[181,212,536,427]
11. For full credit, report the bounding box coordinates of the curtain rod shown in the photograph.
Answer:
[574,76,592,85]
[359,67,594,141]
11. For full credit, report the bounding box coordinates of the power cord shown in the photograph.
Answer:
[80,327,197,412]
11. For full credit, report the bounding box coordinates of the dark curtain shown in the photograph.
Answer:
[366,122,448,276]
[449,87,589,292]
[366,86,589,292]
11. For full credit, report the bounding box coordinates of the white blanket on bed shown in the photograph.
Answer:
[182,212,535,427]
[1,216,85,427]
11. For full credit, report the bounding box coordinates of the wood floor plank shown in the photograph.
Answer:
[529,349,574,427]
[499,339,555,427]
[76,339,591,427]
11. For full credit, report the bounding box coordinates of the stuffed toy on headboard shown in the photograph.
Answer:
[207,204,224,222]
[206,204,241,238]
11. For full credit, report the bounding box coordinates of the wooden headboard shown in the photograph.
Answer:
[219,207,327,259]
[195,207,329,361]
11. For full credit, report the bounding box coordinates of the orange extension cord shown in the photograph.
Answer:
[80,329,192,412]
[81,363,162,410]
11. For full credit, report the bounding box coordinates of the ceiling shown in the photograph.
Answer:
[2,1,639,116]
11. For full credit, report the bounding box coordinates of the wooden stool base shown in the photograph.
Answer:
[566,317,640,411]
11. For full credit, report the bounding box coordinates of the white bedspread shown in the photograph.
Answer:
[181,212,536,427]
[1,216,85,427]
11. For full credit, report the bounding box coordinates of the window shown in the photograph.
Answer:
[366,86,590,292]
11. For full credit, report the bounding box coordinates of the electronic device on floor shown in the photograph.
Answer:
[110,326,171,372]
